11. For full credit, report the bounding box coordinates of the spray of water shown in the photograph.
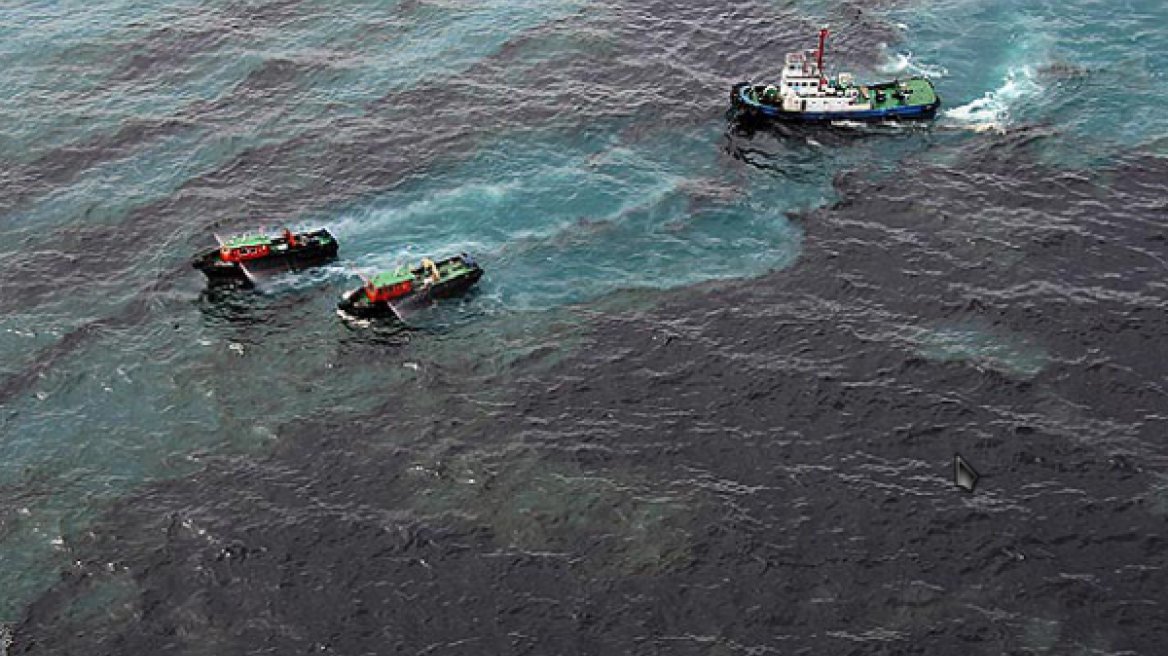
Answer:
[944,66,1041,133]
[880,50,949,79]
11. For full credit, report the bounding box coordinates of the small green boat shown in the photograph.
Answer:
[192,227,338,285]
[336,253,483,321]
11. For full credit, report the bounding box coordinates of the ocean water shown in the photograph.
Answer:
[2,0,1167,653]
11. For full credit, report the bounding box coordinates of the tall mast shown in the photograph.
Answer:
[817,28,829,87]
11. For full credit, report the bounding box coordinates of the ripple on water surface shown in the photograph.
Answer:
[326,121,806,310]
[3,0,1168,651]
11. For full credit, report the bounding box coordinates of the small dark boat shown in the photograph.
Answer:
[337,253,483,320]
[192,228,339,284]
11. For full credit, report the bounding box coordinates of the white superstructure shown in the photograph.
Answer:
[734,30,940,121]
[773,50,866,113]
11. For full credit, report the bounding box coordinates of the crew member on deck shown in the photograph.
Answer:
[421,258,441,285]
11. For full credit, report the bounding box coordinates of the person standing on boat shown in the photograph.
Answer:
[421,258,441,286]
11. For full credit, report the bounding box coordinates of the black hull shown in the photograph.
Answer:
[192,228,339,284]
[337,265,483,320]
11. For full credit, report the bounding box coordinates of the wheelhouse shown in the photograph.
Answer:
[365,270,415,302]
[220,235,274,262]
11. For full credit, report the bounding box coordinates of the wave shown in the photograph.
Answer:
[327,180,523,240]
[879,50,949,79]
[943,66,1041,133]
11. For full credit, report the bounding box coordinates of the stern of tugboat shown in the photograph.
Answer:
[730,81,752,110]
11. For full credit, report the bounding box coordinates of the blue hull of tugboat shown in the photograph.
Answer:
[730,82,941,123]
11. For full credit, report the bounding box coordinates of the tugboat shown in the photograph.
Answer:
[337,253,483,320]
[731,29,940,123]
[192,227,339,284]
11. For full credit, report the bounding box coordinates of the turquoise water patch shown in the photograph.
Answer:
[3,128,217,238]
[0,293,379,623]
[885,0,1168,155]
[326,120,805,311]
[0,0,221,158]
[211,0,591,106]
[913,322,1050,379]
[0,0,588,161]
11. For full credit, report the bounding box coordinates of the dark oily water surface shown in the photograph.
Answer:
[14,134,1168,655]
[3,0,1168,653]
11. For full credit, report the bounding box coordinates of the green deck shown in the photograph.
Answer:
[865,77,937,111]
[437,260,471,277]
[370,259,473,288]
[371,270,414,287]
[224,234,273,249]
[748,76,938,112]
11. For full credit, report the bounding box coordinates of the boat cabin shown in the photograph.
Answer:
[220,234,273,262]
[782,51,823,91]
[365,270,415,303]
[768,32,864,113]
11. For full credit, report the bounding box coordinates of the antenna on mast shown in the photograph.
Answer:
[817,27,830,88]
